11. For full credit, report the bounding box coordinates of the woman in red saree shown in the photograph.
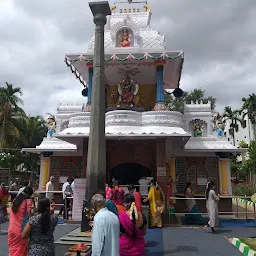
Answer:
[110,181,124,205]
[8,186,33,256]
[119,211,146,256]
[0,182,9,218]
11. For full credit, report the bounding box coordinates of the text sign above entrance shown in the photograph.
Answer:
[157,167,166,177]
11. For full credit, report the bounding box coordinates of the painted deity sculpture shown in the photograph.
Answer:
[192,121,203,137]
[117,75,139,108]
[119,29,131,47]
[46,114,56,138]
[214,113,225,137]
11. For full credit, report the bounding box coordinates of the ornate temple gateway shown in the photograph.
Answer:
[24,2,245,215]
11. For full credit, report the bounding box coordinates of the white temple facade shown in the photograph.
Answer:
[23,2,246,218]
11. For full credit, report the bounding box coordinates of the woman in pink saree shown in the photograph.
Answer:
[119,210,146,256]
[8,186,33,256]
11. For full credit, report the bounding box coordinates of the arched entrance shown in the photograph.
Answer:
[110,163,151,185]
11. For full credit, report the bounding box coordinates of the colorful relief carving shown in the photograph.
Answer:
[192,121,203,137]
[119,29,131,47]
[117,75,139,107]
[46,114,56,138]
[107,84,155,110]
[214,113,225,137]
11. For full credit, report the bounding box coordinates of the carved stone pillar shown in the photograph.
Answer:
[85,2,111,201]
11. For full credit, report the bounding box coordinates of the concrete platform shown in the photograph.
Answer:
[54,228,92,256]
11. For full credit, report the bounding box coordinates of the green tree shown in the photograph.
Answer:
[241,93,256,140]
[241,140,256,175]
[164,89,216,113]
[16,115,47,148]
[223,106,245,146]
[0,82,25,148]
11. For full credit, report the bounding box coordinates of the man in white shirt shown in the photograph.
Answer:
[59,178,73,219]
[46,176,55,201]
[91,194,119,256]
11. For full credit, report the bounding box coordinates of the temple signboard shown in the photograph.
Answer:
[157,167,166,177]
[72,178,86,221]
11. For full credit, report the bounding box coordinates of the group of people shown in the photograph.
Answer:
[0,179,34,222]
[90,180,166,256]
[8,186,58,256]
[183,181,220,233]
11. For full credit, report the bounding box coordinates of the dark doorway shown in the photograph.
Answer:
[110,163,151,185]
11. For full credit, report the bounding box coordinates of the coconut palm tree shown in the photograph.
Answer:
[241,93,256,140]
[16,115,47,148]
[223,106,245,146]
[0,83,25,148]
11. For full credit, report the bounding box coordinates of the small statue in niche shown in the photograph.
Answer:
[117,75,139,108]
[192,120,203,137]
[46,114,56,138]
[214,113,225,137]
[119,29,131,47]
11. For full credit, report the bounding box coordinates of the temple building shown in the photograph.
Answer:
[23,3,245,213]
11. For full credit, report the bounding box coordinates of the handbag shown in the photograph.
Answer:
[21,200,29,230]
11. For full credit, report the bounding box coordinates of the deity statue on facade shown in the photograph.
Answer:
[214,113,225,137]
[46,114,56,138]
[117,75,139,108]
[119,29,131,47]
[192,121,203,137]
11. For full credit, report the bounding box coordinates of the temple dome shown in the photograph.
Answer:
[87,8,166,54]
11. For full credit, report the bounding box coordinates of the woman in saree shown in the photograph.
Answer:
[119,202,146,256]
[205,181,220,233]
[110,181,124,206]
[143,180,165,228]
[127,184,142,212]
[0,182,9,219]
[184,182,204,225]
[8,186,34,256]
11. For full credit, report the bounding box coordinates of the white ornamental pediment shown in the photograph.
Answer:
[111,18,139,34]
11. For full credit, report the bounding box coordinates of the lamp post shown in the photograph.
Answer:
[86,1,111,201]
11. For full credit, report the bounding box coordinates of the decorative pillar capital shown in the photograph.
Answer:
[154,59,166,70]
[89,1,111,22]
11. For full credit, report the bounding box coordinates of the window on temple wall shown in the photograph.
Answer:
[116,28,134,47]
[186,165,208,194]
[50,157,83,190]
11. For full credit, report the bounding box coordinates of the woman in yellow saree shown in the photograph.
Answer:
[143,181,165,228]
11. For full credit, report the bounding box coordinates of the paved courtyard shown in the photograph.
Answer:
[0,221,252,255]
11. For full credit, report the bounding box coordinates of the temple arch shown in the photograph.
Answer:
[116,27,134,47]
[109,163,151,185]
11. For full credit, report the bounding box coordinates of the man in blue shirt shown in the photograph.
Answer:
[91,194,120,256]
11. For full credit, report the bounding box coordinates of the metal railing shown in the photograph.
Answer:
[168,196,256,225]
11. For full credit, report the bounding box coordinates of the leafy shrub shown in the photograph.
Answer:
[232,183,256,196]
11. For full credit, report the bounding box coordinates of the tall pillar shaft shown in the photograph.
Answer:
[86,3,111,201]
[153,62,167,110]
[219,159,232,195]
[168,158,176,181]
[156,65,164,103]
[41,157,50,190]
[87,67,94,105]
[156,139,167,195]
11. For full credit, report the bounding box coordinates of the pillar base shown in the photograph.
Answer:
[153,103,168,111]
[85,104,91,112]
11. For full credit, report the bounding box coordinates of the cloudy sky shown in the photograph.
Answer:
[0,0,255,116]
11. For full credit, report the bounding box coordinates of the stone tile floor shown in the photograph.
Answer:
[1,221,253,256]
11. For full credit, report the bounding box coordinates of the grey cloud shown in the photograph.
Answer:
[1,0,256,116]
